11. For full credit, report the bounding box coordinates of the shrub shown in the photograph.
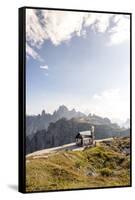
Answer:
[100,168,113,176]
[75,160,84,169]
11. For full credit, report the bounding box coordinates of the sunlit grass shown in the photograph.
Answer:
[26,137,130,192]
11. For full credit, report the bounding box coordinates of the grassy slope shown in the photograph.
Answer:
[26,137,130,192]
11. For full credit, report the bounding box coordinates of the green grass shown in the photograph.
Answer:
[26,137,130,192]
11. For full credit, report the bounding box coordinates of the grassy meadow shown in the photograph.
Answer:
[26,137,130,192]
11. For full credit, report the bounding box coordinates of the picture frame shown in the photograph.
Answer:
[19,6,132,193]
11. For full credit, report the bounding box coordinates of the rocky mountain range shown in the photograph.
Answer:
[26,105,85,136]
[26,106,130,154]
[26,105,117,136]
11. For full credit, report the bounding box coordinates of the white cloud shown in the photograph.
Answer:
[108,15,130,45]
[93,88,120,101]
[26,9,130,60]
[55,88,129,121]
[27,88,129,121]
[26,9,45,48]
[84,13,112,33]
[40,65,48,70]
[26,43,42,60]
[86,89,130,120]
[42,10,85,45]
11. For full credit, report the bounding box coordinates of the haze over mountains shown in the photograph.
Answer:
[26,105,130,154]
[111,118,130,129]
[26,105,124,136]
[26,105,85,136]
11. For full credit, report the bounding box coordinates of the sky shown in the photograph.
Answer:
[26,9,130,122]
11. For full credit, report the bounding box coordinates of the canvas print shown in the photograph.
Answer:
[19,7,131,193]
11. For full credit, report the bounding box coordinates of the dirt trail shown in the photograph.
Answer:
[26,137,113,158]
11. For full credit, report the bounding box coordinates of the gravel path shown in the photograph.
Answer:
[26,137,113,158]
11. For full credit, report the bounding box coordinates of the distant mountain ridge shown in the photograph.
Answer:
[26,105,85,136]
[26,105,130,154]
[26,117,130,154]
[111,118,130,128]
[26,105,118,136]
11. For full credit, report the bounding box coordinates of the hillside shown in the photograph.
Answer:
[26,137,130,192]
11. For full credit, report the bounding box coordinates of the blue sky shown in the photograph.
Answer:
[26,9,130,121]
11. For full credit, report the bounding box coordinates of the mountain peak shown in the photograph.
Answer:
[58,105,68,112]
[41,110,46,116]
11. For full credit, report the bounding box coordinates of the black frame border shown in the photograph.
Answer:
[19,6,132,193]
[19,7,26,193]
